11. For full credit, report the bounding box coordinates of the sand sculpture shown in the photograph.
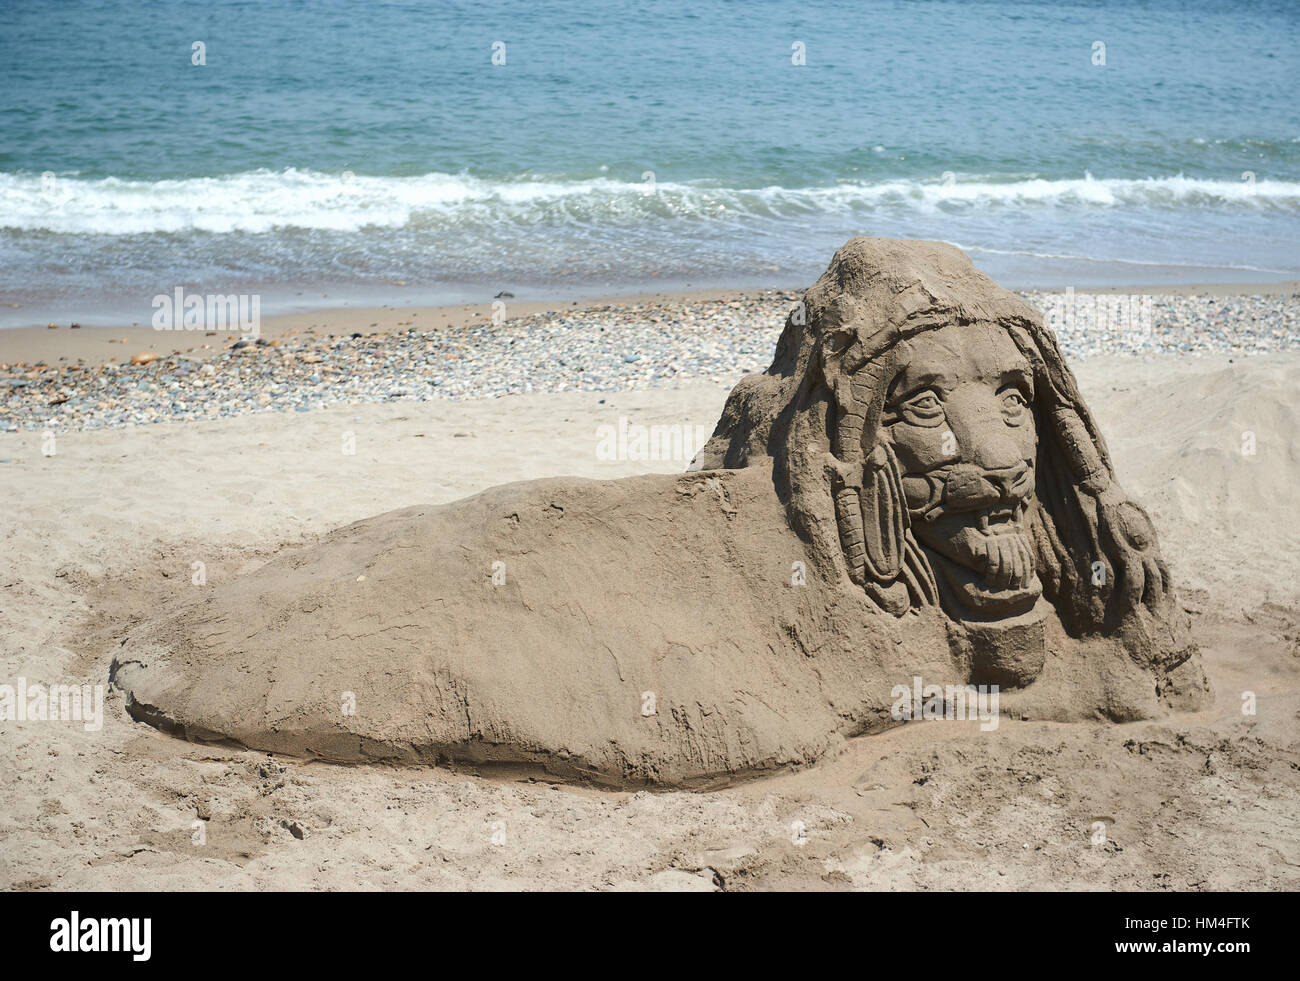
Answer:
[110,238,1209,787]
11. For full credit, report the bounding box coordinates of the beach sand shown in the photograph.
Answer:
[2,340,1298,890]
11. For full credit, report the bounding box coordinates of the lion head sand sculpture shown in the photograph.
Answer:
[110,238,1209,788]
[693,237,1186,691]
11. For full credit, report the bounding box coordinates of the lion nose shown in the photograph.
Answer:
[985,462,1030,501]
[968,425,1025,475]
[944,462,1032,510]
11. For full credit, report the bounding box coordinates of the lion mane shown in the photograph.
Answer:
[693,237,1181,655]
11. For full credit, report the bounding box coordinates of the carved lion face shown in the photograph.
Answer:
[693,238,1193,700]
[881,323,1042,621]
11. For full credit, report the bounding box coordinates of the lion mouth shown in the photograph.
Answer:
[929,543,1042,619]
[969,502,1036,590]
[913,501,1042,619]
[975,531,1036,590]
[977,504,1019,533]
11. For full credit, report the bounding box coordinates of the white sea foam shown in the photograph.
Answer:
[3,169,1298,236]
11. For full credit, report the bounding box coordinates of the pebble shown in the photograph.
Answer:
[2,289,1297,432]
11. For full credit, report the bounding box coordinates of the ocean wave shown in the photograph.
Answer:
[3,169,1299,236]
[956,244,1293,274]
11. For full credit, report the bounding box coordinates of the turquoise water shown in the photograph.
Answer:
[1,0,1297,325]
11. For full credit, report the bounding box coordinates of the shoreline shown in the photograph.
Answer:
[0,287,770,368]
[4,285,1297,433]
[1,281,1297,368]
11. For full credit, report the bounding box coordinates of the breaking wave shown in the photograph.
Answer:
[3,169,1298,236]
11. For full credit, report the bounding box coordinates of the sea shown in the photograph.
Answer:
[1,0,1297,327]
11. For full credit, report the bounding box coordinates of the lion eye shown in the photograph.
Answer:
[886,388,945,428]
[906,391,941,413]
[1001,390,1027,410]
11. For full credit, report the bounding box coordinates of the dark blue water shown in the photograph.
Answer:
[2,0,1297,325]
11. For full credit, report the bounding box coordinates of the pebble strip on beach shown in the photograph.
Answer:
[3,289,1298,432]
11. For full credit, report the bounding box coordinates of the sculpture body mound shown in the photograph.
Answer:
[111,238,1210,787]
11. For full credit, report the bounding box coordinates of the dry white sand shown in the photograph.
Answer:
[2,354,1298,891]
